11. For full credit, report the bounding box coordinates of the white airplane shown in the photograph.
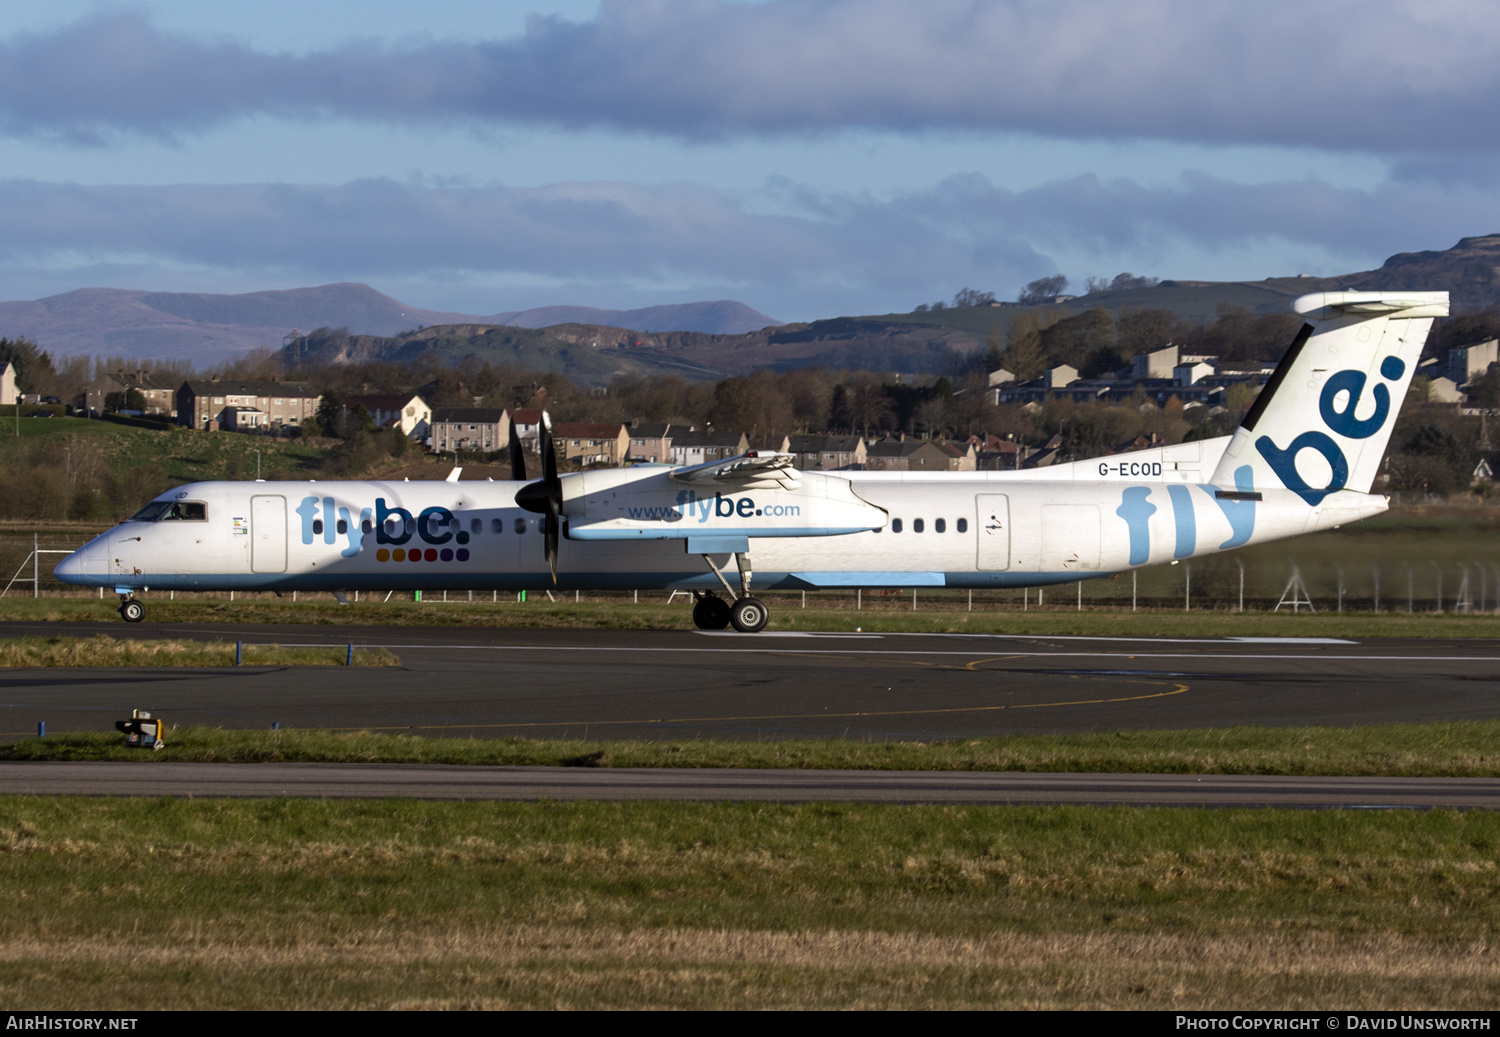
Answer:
[56,290,1447,631]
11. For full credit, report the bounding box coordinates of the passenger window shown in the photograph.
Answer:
[514,517,527,534]
[957,517,968,533]
[361,519,372,534]
[892,518,903,533]
[470,518,481,534]
[491,518,504,534]
[336,519,348,535]
[913,518,924,533]
[313,519,324,535]
[935,518,946,533]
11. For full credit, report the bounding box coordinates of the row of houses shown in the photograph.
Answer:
[429,408,988,471]
[989,340,1500,409]
[988,345,1276,409]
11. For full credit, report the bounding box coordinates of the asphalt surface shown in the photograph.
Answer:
[6,761,1500,809]
[2,620,1499,742]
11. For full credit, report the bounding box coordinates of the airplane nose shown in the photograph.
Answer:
[53,549,84,583]
[54,540,102,585]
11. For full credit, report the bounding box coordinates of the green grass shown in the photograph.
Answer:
[8,721,1500,775]
[3,593,1499,638]
[0,635,397,669]
[0,797,1496,1008]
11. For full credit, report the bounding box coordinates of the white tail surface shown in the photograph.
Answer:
[1209,291,1448,504]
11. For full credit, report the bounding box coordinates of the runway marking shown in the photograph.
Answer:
[288,680,1191,733]
[337,643,1500,664]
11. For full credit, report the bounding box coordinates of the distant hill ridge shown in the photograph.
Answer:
[0,283,781,363]
[4,235,1500,377]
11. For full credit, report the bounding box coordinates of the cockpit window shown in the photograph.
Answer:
[129,500,206,522]
[128,501,172,522]
[163,502,207,521]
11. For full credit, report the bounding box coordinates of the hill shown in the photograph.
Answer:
[286,318,983,386]
[0,284,781,365]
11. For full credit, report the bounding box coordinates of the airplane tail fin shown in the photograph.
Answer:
[1208,291,1449,504]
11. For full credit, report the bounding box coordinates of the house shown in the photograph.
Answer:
[668,429,750,467]
[177,379,321,431]
[510,408,545,449]
[0,362,14,406]
[429,408,510,453]
[554,422,632,466]
[341,394,432,439]
[626,422,676,463]
[864,437,975,472]
[1445,340,1499,387]
[85,369,178,417]
[783,434,867,470]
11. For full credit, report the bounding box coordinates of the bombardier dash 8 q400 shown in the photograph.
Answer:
[57,291,1446,632]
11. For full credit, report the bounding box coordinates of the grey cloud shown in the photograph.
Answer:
[0,173,1492,317]
[4,3,1500,151]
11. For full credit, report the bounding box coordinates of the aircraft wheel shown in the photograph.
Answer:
[119,599,145,623]
[729,596,769,634]
[692,594,731,630]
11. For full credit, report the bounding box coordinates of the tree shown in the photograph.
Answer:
[0,337,56,394]
[1116,307,1191,356]
[1017,275,1069,305]
[1040,307,1115,369]
[313,390,342,437]
[103,388,147,412]
[1002,313,1046,381]
[952,287,997,308]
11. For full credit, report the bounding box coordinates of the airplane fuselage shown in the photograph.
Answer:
[57,436,1384,596]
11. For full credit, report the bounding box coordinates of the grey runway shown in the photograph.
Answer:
[4,761,1499,808]
[2,622,1500,741]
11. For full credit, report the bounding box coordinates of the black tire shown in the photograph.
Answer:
[729,596,769,633]
[120,599,145,623]
[692,595,731,630]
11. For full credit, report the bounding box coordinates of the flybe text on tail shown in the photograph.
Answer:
[1210,291,1447,501]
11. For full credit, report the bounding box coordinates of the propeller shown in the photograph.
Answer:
[513,411,562,582]
[507,411,527,481]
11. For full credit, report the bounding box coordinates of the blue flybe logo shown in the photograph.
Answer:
[296,496,472,563]
[625,490,801,522]
[1254,356,1404,506]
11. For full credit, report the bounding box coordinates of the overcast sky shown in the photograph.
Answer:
[0,0,1495,322]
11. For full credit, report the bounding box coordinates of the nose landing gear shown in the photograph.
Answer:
[118,596,145,623]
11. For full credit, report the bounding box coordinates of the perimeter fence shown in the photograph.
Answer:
[4,528,1495,614]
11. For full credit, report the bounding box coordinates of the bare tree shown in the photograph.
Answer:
[1017,275,1069,305]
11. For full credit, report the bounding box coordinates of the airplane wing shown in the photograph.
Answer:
[668,452,802,490]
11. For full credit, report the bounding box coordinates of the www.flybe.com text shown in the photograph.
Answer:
[626,492,801,522]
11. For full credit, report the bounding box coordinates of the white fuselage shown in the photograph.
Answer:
[55,436,1385,595]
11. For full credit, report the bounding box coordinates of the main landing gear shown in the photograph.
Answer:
[118,595,145,623]
[691,550,769,633]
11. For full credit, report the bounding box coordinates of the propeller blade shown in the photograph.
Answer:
[507,412,527,481]
[514,411,562,582]
[544,510,559,583]
[540,411,557,486]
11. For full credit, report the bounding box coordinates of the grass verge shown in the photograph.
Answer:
[7,721,1500,775]
[3,595,1500,637]
[0,797,1496,1008]
[0,636,398,668]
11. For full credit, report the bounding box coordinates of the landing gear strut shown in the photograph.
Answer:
[695,550,770,633]
[118,596,145,623]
